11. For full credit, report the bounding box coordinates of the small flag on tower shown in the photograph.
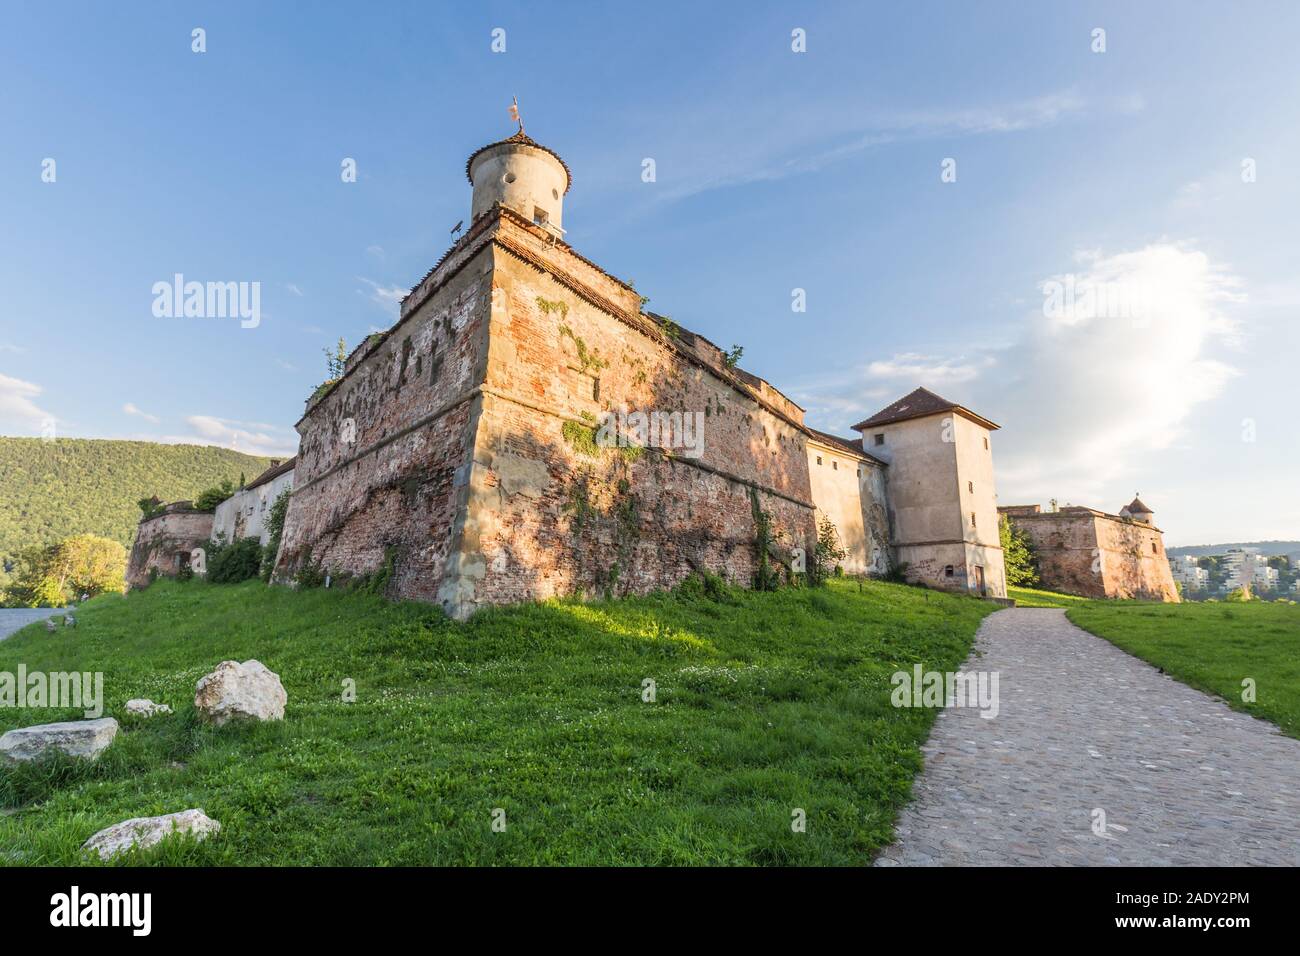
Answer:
[508,96,523,132]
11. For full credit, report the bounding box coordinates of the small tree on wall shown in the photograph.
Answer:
[809,515,847,586]
[999,514,1040,586]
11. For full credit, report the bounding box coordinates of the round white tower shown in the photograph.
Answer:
[466,130,571,233]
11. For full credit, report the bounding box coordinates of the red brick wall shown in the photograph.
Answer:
[127,510,214,588]
[453,228,817,612]
[1008,510,1179,602]
[274,241,493,597]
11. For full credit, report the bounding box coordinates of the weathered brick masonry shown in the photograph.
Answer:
[1000,504,1179,602]
[125,504,213,588]
[275,204,818,617]
[274,228,493,604]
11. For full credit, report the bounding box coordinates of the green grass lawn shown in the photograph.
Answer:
[1010,585,1300,738]
[1065,599,1300,739]
[0,576,996,865]
[1007,585,1091,608]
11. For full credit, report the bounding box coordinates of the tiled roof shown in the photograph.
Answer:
[851,386,999,432]
[807,428,886,466]
[465,130,572,194]
[247,456,296,490]
[1123,496,1152,514]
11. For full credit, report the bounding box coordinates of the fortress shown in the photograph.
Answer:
[261,128,1008,617]
[999,497,1180,602]
[128,126,1177,611]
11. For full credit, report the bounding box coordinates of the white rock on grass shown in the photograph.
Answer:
[82,809,221,861]
[194,660,286,726]
[0,718,119,764]
[124,699,173,718]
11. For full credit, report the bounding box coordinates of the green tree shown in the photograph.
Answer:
[3,534,126,607]
[999,515,1040,586]
[323,337,348,380]
[193,479,236,512]
[809,515,847,587]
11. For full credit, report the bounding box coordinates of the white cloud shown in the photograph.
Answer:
[982,243,1242,499]
[357,277,405,314]
[800,243,1243,505]
[0,372,55,433]
[648,90,1094,204]
[864,353,993,386]
[182,415,298,457]
[122,402,160,424]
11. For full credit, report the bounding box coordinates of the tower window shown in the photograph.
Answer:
[533,206,549,226]
[944,565,955,577]
[970,512,977,528]
[832,460,838,470]
[968,481,974,493]
[1152,542,1158,554]
[816,456,822,466]
[983,436,989,450]
[873,433,885,446]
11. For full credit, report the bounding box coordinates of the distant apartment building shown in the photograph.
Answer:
[1168,554,1210,591]
[1221,548,1272,591]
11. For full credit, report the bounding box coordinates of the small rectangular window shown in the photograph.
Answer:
[816,456,822,465]
[832,460,837,470]
[533,207,549,226]
[944,565,954,577]
[874,433,885,446]
[970,512,977,528]
[983,436,989,450]
[968,481,974,493]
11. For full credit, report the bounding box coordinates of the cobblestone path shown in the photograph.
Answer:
[875,608,1300,866]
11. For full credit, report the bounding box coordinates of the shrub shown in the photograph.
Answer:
[206,537,263,584]
[260,488,291,581]
[809,516,847,588]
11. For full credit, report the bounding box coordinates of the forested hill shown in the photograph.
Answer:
[0,437,276,557]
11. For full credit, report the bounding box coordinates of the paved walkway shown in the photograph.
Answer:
[0,607,70,641]
[875,608,1300,866]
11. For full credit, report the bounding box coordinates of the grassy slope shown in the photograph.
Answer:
[0,577,995,866]
[1007,585,1091,608]
[1066,599,1300,739]
[0,437,275,557]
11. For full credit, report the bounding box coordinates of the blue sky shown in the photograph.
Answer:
[2,1,1297,545]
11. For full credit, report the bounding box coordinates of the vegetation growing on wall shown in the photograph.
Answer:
[535,296,568,320]
[137,497,165,520]
[749,489,782,592]
[193,479,236,513]
[558,324,609,375]
[260,488,291,581]
[562,412,641,463]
